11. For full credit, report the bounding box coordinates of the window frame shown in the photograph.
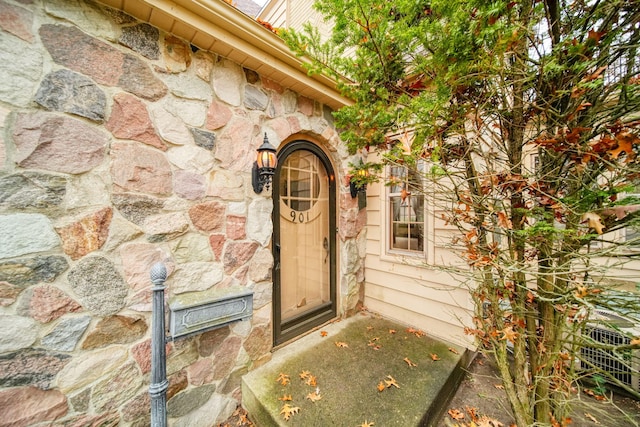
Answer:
[385,162,427,258]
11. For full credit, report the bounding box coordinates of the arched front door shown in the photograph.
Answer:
[273,141,337,346]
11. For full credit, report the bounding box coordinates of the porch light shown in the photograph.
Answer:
[350,167,369,198]
[252,133,278,193]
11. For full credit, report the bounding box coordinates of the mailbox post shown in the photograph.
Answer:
[149,262,168,427]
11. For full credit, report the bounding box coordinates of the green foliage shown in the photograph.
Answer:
[280,0,640,425]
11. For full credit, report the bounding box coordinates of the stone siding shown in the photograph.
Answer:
[0,0,365,425]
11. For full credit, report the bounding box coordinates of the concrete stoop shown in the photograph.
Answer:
[242,313,474,426]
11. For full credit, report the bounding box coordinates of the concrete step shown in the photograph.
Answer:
[242,313,473,426]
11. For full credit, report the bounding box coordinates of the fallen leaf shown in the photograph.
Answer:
[320,330,328,337]
[389,329,397,334]
[377,381,386,392]
[430,353,440,361]
[358,421,375,427]
[299,370,311,380]
[477,415,505,427]
[276,373,290,386]
[407,327,426,337]
[280,403,300,421]
[239,411,252,426]
[335,341,349,348]
[448,408,465,420]
[583,386,604,401]
[630,337,640,346]
[384,375,400,389]
[278,394,292,402]
[585,413,599,424]
[494,384,504,390]
[466,406,479,422]
[367,325,374,331]
[368,341,381,350]
[448,347,459,354]
[306,390,322,403]
[305,375,317,387]
[403,357,417,367]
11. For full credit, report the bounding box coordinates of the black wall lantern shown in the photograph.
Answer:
[349,167,369,198]
[252,133,278,194]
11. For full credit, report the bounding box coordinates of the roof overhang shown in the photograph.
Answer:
[96,0,352,110]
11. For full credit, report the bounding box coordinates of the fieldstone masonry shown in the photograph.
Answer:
[0,0,366,425]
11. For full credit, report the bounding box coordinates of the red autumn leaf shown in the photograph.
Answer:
[377,381,386,392]
[497,211,512,229]
[583,65,607,82]
[588,29,606,43]
[320,330,328,337]
[430,353,440,361]
[466,406,479,422]
[448,408,465,420]
[609,131,639,161]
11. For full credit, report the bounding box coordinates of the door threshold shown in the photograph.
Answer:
[272,316,341,351]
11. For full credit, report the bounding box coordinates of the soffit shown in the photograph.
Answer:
[96,0,351,110]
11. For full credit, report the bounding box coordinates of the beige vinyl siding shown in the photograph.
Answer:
[259,0,287,28]
[364,179,474,348]
[259,0,333,41]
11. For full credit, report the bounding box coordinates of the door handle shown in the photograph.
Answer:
[323,237,329,263]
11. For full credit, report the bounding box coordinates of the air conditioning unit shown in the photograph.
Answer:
[580,309,640,392]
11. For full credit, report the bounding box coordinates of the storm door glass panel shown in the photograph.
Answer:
[279,150,330,322]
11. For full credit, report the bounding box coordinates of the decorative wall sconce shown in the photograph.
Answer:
[252,133,278,194]
[349,167,369,198]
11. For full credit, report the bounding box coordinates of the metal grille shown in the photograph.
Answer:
[581,325,640,390]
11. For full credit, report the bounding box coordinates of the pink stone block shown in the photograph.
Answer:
[226,215,246,240]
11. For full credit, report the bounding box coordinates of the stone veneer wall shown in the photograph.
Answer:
[0,0,366,425]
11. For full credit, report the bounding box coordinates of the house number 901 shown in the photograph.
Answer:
[289,210,310,223]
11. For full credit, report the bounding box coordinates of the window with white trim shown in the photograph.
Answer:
[388,163,426,254]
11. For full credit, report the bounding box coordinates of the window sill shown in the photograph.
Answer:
[380,250,428,267]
